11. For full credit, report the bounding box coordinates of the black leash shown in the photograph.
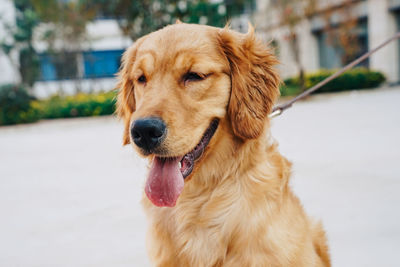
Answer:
[269,32,400,119]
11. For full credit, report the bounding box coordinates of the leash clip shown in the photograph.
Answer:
[268,108,282,119]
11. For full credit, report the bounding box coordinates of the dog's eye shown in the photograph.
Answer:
[138,75,147,83]
[183,72,204,83]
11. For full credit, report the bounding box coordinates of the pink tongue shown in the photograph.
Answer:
[145,157,184,207]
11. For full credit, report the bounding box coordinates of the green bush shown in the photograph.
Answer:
[38,91,117,119]
[279,84,302,97]
[0,84,41,125]
[281,68,386,96]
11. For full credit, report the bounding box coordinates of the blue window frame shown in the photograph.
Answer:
[39,52,79,81]
[83,50,123,79]
[38,49,124,81]
[39,54,57,81]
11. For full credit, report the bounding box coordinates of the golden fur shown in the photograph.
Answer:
[116,23,330,267]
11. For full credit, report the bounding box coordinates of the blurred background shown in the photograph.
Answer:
[0,0,398,115]
[0,0,399,266]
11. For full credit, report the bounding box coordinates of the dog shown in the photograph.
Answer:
[116,23,330,267]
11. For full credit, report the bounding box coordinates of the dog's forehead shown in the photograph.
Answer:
[137,24,220,61]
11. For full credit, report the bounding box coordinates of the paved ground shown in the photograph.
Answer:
[1,87,399,267]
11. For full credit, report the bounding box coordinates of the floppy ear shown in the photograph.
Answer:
[116,45,138,145]
[217,25,280,140]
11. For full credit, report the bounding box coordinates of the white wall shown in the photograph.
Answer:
[0,0,20,85]
[85,20,132,51]
[368,0,399,83]
[34,19,132,53]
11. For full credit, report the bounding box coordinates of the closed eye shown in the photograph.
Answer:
[138,75,147,84]
[183,72,204,83]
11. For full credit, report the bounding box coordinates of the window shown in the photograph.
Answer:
[39,52,79,81]
[316,31,343,69]
[83,50,123,79]
[38,49,124,81]
[315,19,369,69]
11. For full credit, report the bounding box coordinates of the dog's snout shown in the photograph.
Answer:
[131,118,166,152]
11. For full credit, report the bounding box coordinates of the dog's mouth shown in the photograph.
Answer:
[180,119,219,179]
[145,119,219,207]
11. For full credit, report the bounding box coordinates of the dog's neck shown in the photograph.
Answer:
[183,119,290,202]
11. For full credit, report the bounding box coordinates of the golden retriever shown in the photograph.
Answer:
[116,23,330,267]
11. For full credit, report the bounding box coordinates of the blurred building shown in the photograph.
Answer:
[2,0,399,98]
[33,19,131,98]
[0,0,249,99]
[254,0,400,84]
[0,0,131,98]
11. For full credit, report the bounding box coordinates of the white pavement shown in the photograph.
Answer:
[1,87,400,267]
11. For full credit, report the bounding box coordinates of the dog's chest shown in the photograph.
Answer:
[172,210,229,265]
[148,195,238,265]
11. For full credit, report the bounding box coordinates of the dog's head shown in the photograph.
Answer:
[116,23,280,207]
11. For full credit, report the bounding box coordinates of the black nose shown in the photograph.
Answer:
[131,118,166,152]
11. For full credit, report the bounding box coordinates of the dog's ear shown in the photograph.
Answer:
[116,45,138,145]
[217,25,280,140]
